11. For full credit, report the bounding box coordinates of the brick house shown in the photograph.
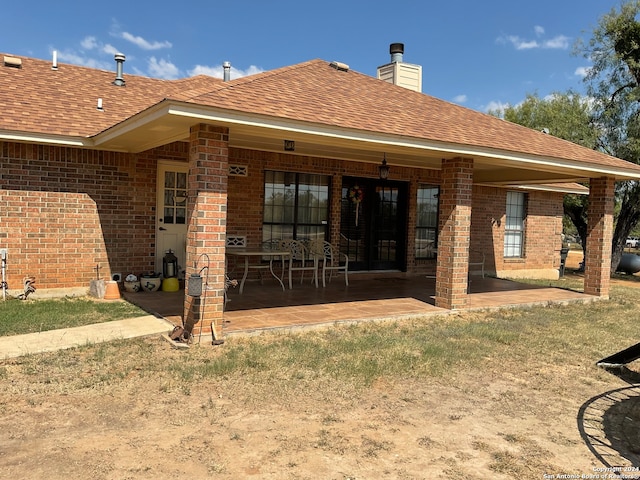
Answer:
[2,47,640,335]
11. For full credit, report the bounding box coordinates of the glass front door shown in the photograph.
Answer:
[340,177,407,271]
[156,161,188,277]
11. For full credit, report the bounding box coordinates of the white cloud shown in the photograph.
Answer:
[121,32,172,50]
[56,50,111,70]
[148,56,180,79]
[574,66,591,78]
[78,35,121,56]
[516,38,540,50]
[497,27,569,51]
[53,36,116,69]
[188,63,264,79]
[188,64,223,77]
[452,94,467,104]
[55,23,264,81]
[483,100,509,114]
[543,35,570,49]
[103,43,120,56]
[80,36,99,50]
[497,35,539,50]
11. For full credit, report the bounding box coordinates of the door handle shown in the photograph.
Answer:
[159,227,167,231]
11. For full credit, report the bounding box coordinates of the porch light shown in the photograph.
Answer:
[379,156,390,180]
[284,140,295,151]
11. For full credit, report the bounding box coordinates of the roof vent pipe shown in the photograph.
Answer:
[113,53,126,86]
[389,43,404,63]
[52,50,58,70]
[223,61,231,82]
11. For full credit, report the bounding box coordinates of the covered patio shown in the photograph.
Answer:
[123,273,596,339]
[5,52,637,331]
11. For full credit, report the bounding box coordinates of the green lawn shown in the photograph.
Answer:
[0,297,147,336]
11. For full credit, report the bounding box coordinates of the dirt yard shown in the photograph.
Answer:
[0,249,639,479]
[1,345,638,479]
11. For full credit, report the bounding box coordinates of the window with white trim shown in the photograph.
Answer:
[504,191,526,258]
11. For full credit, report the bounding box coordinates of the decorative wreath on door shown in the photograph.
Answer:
[348,185,364,226]
[348,185,364,204]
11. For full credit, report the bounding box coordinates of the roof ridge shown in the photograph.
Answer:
[179,59,325,102]
[227,59,324,85]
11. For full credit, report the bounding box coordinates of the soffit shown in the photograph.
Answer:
[91,101,640,184]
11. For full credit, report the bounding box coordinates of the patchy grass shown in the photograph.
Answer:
[2,284,640,478]
[8,284,638,394]
[0,297,147,336]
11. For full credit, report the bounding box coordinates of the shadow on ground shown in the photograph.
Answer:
[578,367,640,468]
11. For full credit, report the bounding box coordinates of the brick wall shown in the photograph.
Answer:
[226,149,565,280]
[0,140,187,292]
[522,189,565,271]
[471,185,564,277]
[0,138,567,295]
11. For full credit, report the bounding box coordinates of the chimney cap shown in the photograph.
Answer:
[389,43,404,55]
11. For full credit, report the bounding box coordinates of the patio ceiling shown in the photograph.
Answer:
[91,100,640,187]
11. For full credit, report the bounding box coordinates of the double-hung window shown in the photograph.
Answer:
[504,191,526,257]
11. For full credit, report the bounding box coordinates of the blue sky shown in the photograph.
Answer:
[2,1,623,112]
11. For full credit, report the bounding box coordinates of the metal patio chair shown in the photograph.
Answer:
[280,239,318,288]
[310,240,349,287]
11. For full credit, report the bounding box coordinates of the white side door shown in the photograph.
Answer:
[156,161,188,277]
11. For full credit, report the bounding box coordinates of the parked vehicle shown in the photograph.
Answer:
[626,237,639,248]
[562,234,581,248]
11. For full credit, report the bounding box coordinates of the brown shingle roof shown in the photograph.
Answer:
[185,59,638,171]
[1,54,639,175]
[0,54,222,137]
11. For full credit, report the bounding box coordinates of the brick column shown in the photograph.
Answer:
[435,157,473,309]
[183,124,229,339]
[584,177,615,298]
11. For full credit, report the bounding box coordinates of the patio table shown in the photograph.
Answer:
[226,249,290,294]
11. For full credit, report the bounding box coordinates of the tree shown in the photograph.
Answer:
[579,0,640,272]
[491,92,597,260]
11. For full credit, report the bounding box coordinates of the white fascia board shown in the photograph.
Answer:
[0,130,90,148]
[94,100,640,180]
[166,103,640,180]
